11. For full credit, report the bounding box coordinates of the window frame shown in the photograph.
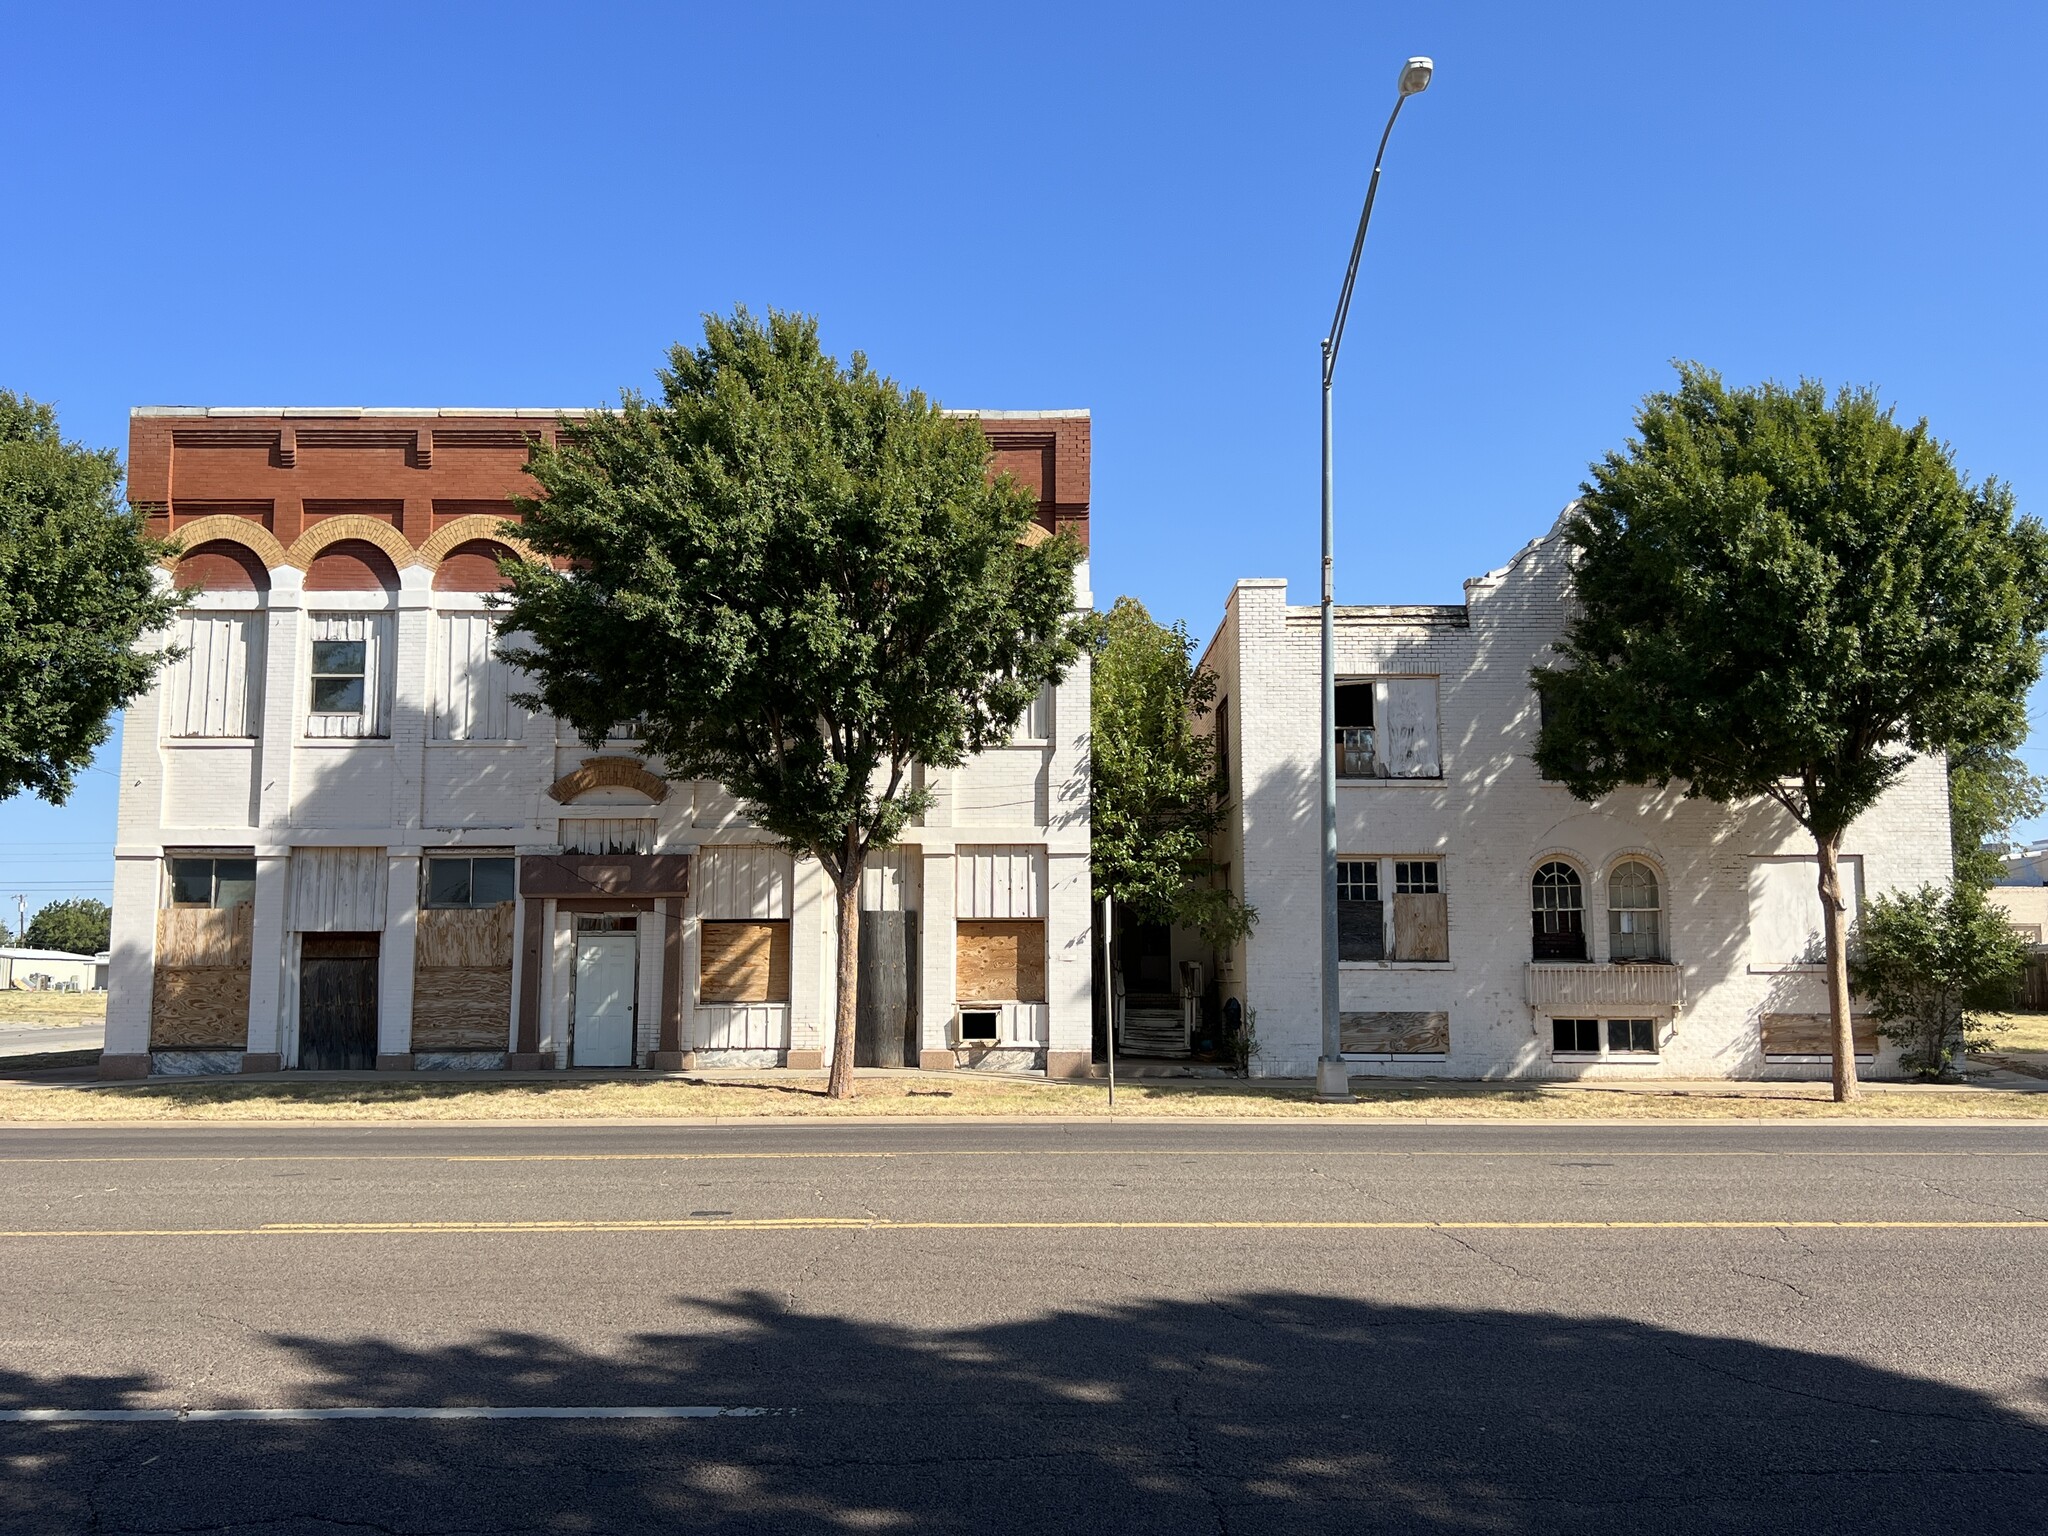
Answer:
[1606,858,1666,962]
[1531,859,1588,961]
[165,854,257,910]
[421,854,517,910]
[1550,1015,1661,1059]
[308,637,369,718]
[1394,859,1440,896]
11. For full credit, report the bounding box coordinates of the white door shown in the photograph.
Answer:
[573,934,637,1067]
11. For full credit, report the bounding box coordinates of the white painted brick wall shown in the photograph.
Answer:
[1215,527,1953,1081]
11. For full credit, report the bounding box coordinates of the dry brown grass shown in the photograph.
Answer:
[1983,1012,2048,1053]
[1,1072,2045,1123]
[0,991,106,1027]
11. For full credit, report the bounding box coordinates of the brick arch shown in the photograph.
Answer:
[418,514,538,570]
[285,515,418,573]
[157,516,288,572]
[173,540,272,593]
[546,756,670,806]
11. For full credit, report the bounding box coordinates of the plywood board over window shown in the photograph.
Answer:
[957,919,1046,1003]
[700,921,791,1003]
[413,905,515,1051]
[1390,893,1449,961]
[1341,1010,1449,1055]
[1761,1013,1879,1058]
[151,904,254,1048]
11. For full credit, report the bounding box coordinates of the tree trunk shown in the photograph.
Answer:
[1816,835,1858,1103]
[825,857,863,1100]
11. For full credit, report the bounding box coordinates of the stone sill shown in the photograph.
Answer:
[1340,962,1454,972]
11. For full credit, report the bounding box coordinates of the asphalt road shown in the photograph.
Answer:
[0,1019,103,1056]
[2,1120,2045,1533]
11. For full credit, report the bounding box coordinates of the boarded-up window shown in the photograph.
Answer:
[432,612,529,742]
[957,919,1046,1003]
[1378,679,1440,778]
[165,611,264,738]
[955,846,1045,919]
[700,920,791,1003]
[151,903,254,1049]
[1341,1010,1448,1055]
[1761,1013,1879,1058]
[1338,859,1383,961]
[413,903,515,1051]
[1750,858,1863,967]
[1390,861,1448,961]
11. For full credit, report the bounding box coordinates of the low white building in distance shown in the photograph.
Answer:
[0,949,101,992]
[102,406,1094,1079]
[1185,517,1952,1080]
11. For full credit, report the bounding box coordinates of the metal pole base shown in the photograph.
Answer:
[1314,1057,1355,1102]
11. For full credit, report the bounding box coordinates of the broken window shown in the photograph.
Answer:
[1337,859,1383,961]
[1532,861,1587,961]
[1607,860,1664,961]
[1335,683,1375,778]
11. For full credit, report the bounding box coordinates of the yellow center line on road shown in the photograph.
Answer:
[0,1217,2045,1238]
[4,1146,2048,1167]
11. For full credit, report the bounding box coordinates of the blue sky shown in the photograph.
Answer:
[4,1,2045,922]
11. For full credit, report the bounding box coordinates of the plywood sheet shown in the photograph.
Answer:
[415,905,515,968]
[1341,1011,1449,1055]
[1391,893,1449,962]
[412,966,514,1050]
[1761,1013,1879,1057]
[700,920,791,1004]
[151,967,251,1048]
[157,905,254,967]
[957,919,1046,1003]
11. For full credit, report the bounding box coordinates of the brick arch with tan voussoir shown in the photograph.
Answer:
[284,515,420,574]
[546,756,671,806]
[156,516,290,573]
[417,514,540,570]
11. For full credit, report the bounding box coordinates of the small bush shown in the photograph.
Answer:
[1850,882,2025,1077]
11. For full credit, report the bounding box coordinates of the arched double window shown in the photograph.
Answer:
[1607,860,1665,961]
[1531,861,1587,961]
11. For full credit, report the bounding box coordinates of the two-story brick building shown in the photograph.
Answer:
[1189,515,1951,1080]
[101,406,1093,1079]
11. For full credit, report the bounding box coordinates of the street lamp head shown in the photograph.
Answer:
[1397,56,1434,96]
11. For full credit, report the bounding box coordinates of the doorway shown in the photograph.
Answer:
[855,910,919,1067]
[572,915,638,1067]
[299,934,379,1070]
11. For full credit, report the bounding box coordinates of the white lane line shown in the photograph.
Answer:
[0,1406,781,1424]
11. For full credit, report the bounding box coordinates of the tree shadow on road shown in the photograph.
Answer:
[2,1289,2043,1533]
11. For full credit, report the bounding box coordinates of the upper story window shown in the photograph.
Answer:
[1335,683,1375,777]
[424,856,516,909]
[1023,681,1054,743]
[432,612,530,743]
[1607,860,1665,961]
[165,611,265,739]
[167,856,256,909]
[1213,695,1230,795]
[1532,861,1587,961]
[306,614,392,739]
[1336,678,1440,779]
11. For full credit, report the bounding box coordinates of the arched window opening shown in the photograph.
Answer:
[1531,861,1586,961]
[432,539,515,593]
[174,540,271,594]
[1608,860,1664,961]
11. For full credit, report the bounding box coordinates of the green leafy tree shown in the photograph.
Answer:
[1850,882,2024,1077]
[22,898,111,956]
[0,392,179,804]
[1947,743,2045,889]
[498,310,1085,1099]
[1090,596,1254,948]
[1534,365,2048,1101]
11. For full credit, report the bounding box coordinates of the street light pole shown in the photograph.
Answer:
[1315,56,1434,1102]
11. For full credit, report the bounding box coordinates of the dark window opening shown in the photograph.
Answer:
[168,856,256,909]
[1552,1017,1600,1053]
[424,856,516,909]
[1608,1018,1657,1053]
[1335,682,1375,778]
[959,1009,1000,1044]
[1532,860,1587,961]
[1394,860,1440,895]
